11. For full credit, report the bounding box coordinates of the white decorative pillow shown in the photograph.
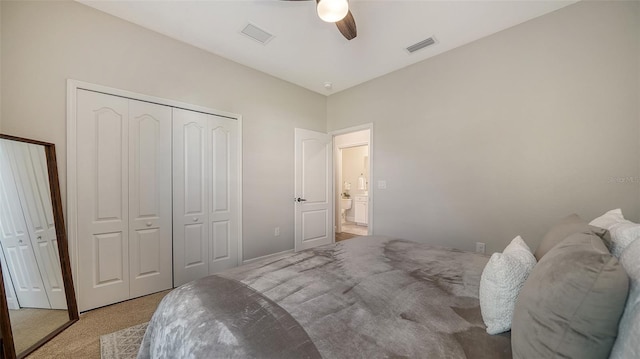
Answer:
[479,236,537,335]
[590,208,626,229]
[590,209,640,257]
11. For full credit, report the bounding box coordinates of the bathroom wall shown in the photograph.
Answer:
[342,145,369,221]
[334,129,371,226]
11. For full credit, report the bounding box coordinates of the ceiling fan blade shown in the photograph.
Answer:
[282,0,356,40]
[336,9,357,40]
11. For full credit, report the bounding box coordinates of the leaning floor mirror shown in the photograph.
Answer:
[0,134,79,358]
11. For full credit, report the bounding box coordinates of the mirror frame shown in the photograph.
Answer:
[0,134,79,359]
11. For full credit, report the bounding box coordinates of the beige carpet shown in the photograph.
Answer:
[26,290,170,358]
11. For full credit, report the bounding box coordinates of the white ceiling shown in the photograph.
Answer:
[79,0,577,95]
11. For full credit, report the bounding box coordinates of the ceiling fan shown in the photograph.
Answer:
[284,0,357,40]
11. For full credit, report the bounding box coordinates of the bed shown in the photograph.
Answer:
[139,210,640,359]
[138,236,511,358]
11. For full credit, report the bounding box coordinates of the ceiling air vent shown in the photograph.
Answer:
[406,36,437,54]
[240,23,274,45]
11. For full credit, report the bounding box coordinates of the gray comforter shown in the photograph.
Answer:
[139,236,511,358]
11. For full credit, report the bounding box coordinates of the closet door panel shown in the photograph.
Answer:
[128,100,172,298]
[173,108,209,286]
[211,126,229,213]
[133,229,161,275]
[208,116,238,273]
[183,223,206,266]
[95,232,125,283]
[76,89,130,311]
[211,221,229,261]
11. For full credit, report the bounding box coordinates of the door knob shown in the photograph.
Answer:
[295,197,307,202]
[193,218,199,222]
[37,236,42,240]
[146,222,152,227]
[19,240,23,243]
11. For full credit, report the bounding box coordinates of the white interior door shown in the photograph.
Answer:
[77,90,130,311]
[0,143,50,309]
[294,128,333,251]
[128,100,172,298]
[173,108,209,286]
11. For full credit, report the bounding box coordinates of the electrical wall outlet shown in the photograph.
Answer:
[378,180,387,189]
[274,227,280,237]
[475,242,486,254]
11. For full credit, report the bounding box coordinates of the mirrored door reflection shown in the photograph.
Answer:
[0,139,69,354]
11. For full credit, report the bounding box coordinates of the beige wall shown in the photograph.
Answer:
[0,0,327,260]
[327,1,640,253]
[2,0,639,259]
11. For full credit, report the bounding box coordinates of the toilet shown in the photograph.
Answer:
[340,198,352,224]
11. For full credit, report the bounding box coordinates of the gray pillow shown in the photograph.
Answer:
[534,213,609,260]
[512,232,629,359]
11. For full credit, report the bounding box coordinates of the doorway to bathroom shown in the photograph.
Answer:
[333,125,373,242]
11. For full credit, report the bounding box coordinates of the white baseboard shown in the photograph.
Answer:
[242,248,294,265]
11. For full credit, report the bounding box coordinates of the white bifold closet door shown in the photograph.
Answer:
[0,143,51,309]
[76,90,172,311]
[5,141,67,309]
[173,108,239,287]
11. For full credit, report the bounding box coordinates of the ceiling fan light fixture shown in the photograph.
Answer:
[317,0,349,23]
